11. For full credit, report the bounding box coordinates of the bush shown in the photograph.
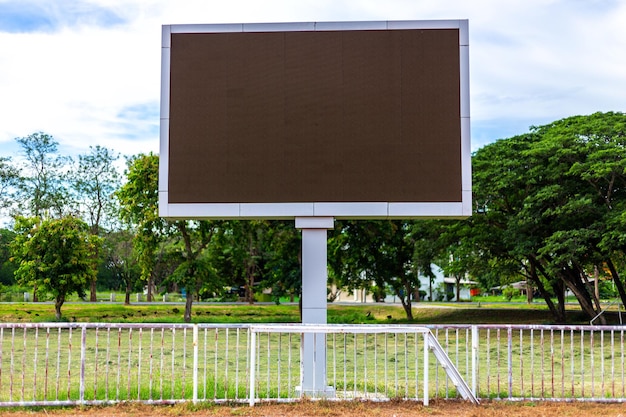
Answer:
[502,286,520,301]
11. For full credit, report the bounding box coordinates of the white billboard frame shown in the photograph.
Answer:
[159,20,471,220]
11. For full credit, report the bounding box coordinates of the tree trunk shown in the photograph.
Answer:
[184,291,194,323]
[526,280,533,304]
[125,278,131,305]
[455,276,461,302]
[400,298,413,320]
[245,239,259,305]
[429,278,433,302]
[554,280,567,324]
[55,295,64,321]
[594,265,600,304]
[146,274,154,302]
[577,263,603,315]
[399,282,414,320]
[246,260,255,304]
[528,257,565,323]
[90,278,97,302]
[607,258,626,309]
[562,270,604,324]
[89,241,99,302]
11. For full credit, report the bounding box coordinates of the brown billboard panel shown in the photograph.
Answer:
[160,21,471,219]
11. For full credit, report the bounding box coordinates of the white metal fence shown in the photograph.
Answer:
[429,324,626,402]
[0,323,624,406]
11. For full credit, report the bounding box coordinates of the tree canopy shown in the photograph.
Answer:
[10,215,100,320]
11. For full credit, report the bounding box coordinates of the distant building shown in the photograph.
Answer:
[330,285,376,303]
[329,264,478,304]
[417,264,477,302]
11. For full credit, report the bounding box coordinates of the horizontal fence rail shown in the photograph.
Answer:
[0,323,624,406]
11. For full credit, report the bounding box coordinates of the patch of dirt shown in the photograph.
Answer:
[1,400,625,417]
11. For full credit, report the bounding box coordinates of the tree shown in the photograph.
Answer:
[169,220,221,322]
[0,228,17,286]
[73,145,121,301]
[329,221,384,303]
[102,229,141,304]
[12,133,74,302]
[211,220,273,304]
[116,153,223,319]
[329,220,417,319]
[260,221,301,305]
[469,112,626,323]
[0,156,20,216]
[14,132,72,218]
[116,153,167,302]
[233,221,267,304]
[73,146,121,233]
[10,216,101,320]
[470,130,569,321]
[409,220,446,302]
[516,113,626,322]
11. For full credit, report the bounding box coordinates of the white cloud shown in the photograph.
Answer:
[0,3,161,154]
[0,0,624,157]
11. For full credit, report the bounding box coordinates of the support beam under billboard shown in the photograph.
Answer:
[296,217,335,396]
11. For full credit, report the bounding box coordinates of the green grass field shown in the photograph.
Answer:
[0,300,596,325]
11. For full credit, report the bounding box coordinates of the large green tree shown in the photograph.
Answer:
[73,145,121,301]
[10,216,101,320]
[117,153,222,319]
[116,153,166,302]
[469,112,626,323]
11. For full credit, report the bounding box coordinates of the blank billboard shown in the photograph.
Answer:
[159,20,471,219]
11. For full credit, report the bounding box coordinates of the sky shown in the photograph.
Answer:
[0,0,625,160]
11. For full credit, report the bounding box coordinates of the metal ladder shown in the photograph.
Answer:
[427,332,479,404]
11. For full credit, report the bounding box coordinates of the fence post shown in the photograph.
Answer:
[192,324,198,404]
[80,325,87,404]
[507,326,513,399]
[423,331,429,406]
[249,329,257,406]
[472,325,478,396]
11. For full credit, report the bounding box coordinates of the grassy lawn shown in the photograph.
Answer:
[0,301,594,324]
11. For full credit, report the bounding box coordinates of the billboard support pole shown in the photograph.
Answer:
[295,216,335,397]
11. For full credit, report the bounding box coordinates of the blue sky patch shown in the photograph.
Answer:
[0,3,53,32]
[0,1,127,33]
[115,102,160,140]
